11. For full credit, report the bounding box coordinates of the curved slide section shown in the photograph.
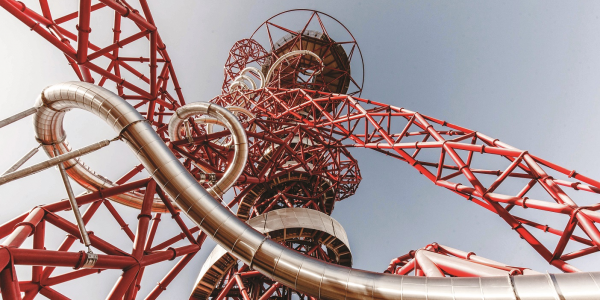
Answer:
[167,102,248,197]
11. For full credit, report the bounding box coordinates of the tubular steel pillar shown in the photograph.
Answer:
[0,263,22,300]
[2,207,45,248]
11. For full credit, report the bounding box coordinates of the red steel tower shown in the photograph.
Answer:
[190,11,363,299]
[0,2,599,300]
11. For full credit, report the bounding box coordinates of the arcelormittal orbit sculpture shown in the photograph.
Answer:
[0,2,599,300]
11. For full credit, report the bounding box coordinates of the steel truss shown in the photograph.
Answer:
[0,0,186,136]
[224,87,600,272]
[384,243,541,277]
[0,177,209,299]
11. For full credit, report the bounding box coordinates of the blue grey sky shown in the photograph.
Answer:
[1,1,600,298]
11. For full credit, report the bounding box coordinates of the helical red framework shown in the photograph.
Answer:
[0,2,598,300]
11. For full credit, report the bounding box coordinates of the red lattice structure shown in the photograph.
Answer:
[222,9,365,97]
[0,0,186,139]
[221,39,269,94]
[383,243,541,277]
[0,3,599,300]
[0,179,208,299]
[209,91,361,219]
[226,86,600,273]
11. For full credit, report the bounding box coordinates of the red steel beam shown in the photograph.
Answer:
[76,0,92,84]
[0,263,21,300]
[132,181,156,259]
[39,286,70,300]
[144,232,207,300]
[43,268,101,287]
[39,200,104,284]
[106,265,139,300]
[229,87,600,269]
[123,181,156,300]
[143,262,181,298]
[213,274,237,300]
[148,226,200,252]
[42,177,151,213]
[31,220,45,284]
[156,186,197,244]
[0,213,27,240]
[2,207,45,248]
[11,248,135,269]
[103,200,136,241]
[0,1,75,59]
[235,274,251,300]
[43,211,124,255]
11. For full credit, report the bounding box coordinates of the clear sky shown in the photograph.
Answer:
[1,1,600,299]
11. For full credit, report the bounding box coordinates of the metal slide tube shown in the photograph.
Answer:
[235,75,257,90]
[167,102,248,197]
[35,82,600,300]
[194,106,256,148]
[265,50,324,85]
[239,67,265,88]
[33,97,167,213]
[0,139,112,186]
[229,67,263,92]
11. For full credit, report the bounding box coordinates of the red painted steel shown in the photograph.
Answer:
[384,243,540,277]
[1,2,599,299]
[0,176,206,298]
[222,86,600,273]
[0,0,184,142]
[248,9,365,96]
[222,39,269,94]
